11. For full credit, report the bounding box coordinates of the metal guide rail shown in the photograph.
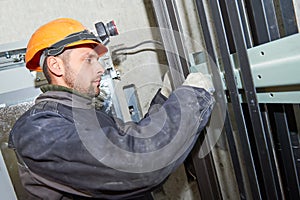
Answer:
[194,0,300,199]
[229,32,300,104]
[190,32,300,104]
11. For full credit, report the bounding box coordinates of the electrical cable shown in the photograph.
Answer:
[112,40,163,55]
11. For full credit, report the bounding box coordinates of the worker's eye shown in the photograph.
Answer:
[83,53,99,65]
[85,56,97,64]
[85,58,92,64]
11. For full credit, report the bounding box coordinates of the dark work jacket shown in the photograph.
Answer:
[8,85,214,200]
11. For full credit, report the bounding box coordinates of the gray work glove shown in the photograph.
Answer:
[183,72,215,94]
[161,72,215,98]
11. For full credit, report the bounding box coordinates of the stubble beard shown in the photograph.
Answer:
[64,68,99,97]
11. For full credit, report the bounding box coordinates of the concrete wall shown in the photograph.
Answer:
[0,0,149,44]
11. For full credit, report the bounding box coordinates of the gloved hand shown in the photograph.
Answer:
[160,71,172,98]
[182,72,215,94]
[161,72,215,98]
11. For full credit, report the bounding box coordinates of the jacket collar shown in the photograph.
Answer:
[35,84,95,109]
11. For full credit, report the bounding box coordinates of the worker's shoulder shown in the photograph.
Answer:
[27,100,74,120]
[10,101,74,132]
[9,101,77,147]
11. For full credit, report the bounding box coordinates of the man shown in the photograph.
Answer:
[9,18,215,200]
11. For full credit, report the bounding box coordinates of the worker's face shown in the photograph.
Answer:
[62,45,105,97]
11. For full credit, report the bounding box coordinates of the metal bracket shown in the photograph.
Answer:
[190,33,300,104]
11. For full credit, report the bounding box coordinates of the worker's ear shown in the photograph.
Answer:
[46,56,64,77]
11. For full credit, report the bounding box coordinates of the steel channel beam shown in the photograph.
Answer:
[151,0,189,89]
[227,33,300,104]
[256,92,300,104]
[227,33,300,89]
[195,0,247,198]
[164,0,190,79]
[228,2,300,196]
[268,105,300,199]
[278,0,298,36]
[247,33,300,88]
[209,0,262,198]
[245,0,270,45]
[279,0,300,192]
[191,137,222,199]
[236,0,254,48]
[224,1,280,199]
[273,0,299,197]
[262,0,300,198]
[151,0,221,198]
[223,114,247,199]
[260,104,283,196]
[261,0,280,40]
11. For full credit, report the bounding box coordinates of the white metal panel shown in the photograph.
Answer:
[0,66,35,94]
[0,147,18,200]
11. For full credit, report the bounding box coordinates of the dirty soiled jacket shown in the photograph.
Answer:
[8,85,214,200]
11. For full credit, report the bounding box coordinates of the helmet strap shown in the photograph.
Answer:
[44,30,101,57]
[39,51,47,69]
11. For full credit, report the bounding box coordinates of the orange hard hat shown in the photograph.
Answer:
[25,18,108,72]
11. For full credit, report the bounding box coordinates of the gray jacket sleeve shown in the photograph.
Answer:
[9,86,214,199]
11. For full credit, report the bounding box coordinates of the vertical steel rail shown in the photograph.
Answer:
[261,0,280,40]
[236,0,254,48]
[260,105,283,197]
[224,0,279,199]
[195,0,247,198]
[191,137,222,199]
[209,0,262,198]
[268,105,300,199]
[164,0,190,79]
[151,0,189,89]
[279,0,300,195]
[250,0,283,197]
[278,0,298,36]
[245,0,270,45]
[151,0,222,198]
[268,0,299,197]
[256,0,300,197]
